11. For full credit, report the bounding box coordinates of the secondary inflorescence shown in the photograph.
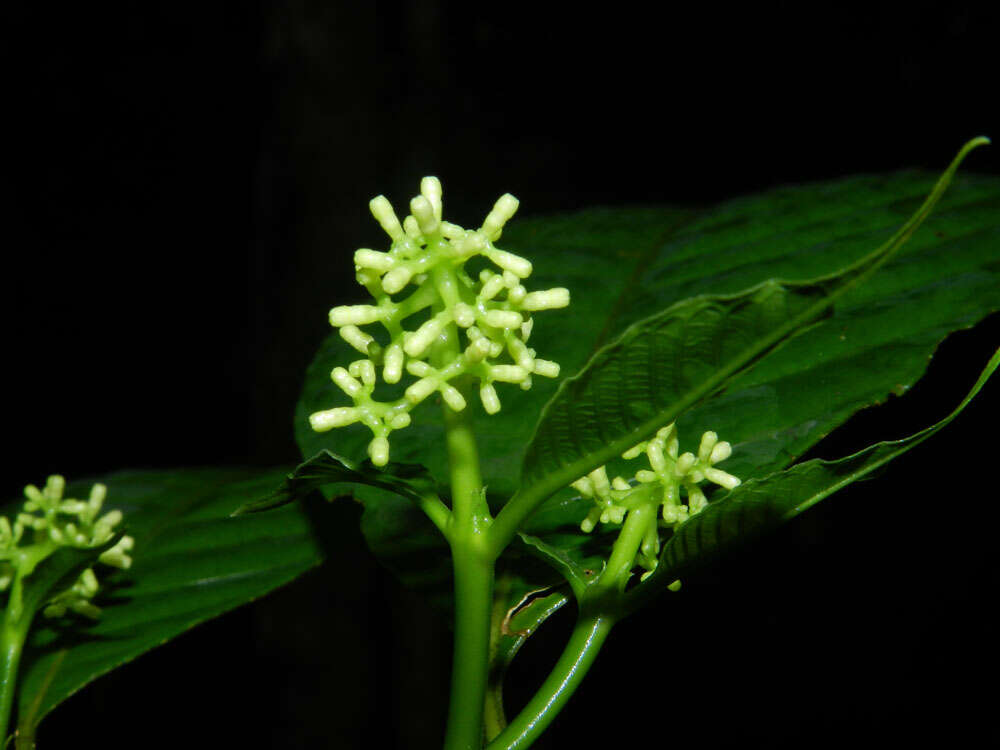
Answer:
[0,475,134,619]
[573,424,740,579]
[309,177,570,466]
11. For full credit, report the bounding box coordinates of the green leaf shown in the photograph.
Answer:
[636,347,1000,597]
[5,467,320,737]
[515,138,989,511]
[297,144,998,510]
[295,143,999,619]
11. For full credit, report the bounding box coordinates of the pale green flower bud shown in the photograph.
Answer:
[484,310,523,329]
[370,195,404,241]
[710,441,733,464]
[440,384,467,412]
[453,303,476,328]
[354,248,395,272]
[387,412,411,429]
[490,365,529,383]
[330,304,382,327]
[479,384,501,414]
[481,193,519,241]
[382,266,414,294]
[521,288,571,311]
[410,195,439,236]
[479,273,505,301]
[406,377,438,405]
[704,468,741,490]
[383,343,405,383]
[484,247,532,278]
[331,367,364,397]
[533,359,560,378]
[340,325,375,355]
[310,407,361,431]
[405,315,447,357]
[675,452,696,477]
[698,431,718,462]
[420,176,442,220]
[368,437,390,466]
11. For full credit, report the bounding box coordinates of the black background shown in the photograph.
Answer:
[5,2,999,748]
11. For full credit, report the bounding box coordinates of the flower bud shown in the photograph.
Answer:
[481,194,519,240]
[480,384,501,414]
[490,365,529,383]
[368,437,390,466]
[440,384,467,412]
[479,274,505,301]
[382,266,413,294]
[453,303,476,328]
[698,431,718,462]
[405,377,438,405]
[370,196,404,241]
[405,316,446,357]
[533,359,560,378]
[485,247,532,278]
[388,412,411,429]
[421,176,443,220]
[521,288,570,311]
[310,407,362,432]
[354,248,395,272]
[383,343,404,383]
[330,305,382,327]
[331,367,364,397]
[410,195,439,236]
[710,441,732,464]
[484,310,522,329]
[704,468,741,490]
[340,325,375,355]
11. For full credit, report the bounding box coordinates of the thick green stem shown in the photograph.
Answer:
[444,537,495,750]
[486,614,615,750]
[0,578,33,746]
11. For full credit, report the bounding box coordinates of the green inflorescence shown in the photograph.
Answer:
[309,177,570,466]
[573,424,740,582]
[0,475,134,619]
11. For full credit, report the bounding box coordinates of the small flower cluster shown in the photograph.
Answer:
[572,424,740,578]
[1,476,134,619]
[310,177,570,466]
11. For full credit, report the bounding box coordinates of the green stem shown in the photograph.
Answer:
[485,614,615,750]
[444,536,495,750]
[1,578,33,746]
[598,503,656,593]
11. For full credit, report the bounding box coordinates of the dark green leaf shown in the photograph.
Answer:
[298,151,998,510]
[636,347,999,597]
[516,138,988,510]
[5,467,321,736]
[296,147,999,617]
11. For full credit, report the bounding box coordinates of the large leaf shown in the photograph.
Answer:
[635,346,1000,598]
[1,467,321,738]
[293,151,999,634]
[297,155,999,508]
[515,138,987,508]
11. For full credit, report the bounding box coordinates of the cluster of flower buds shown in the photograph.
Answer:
[310,177,570,466]
[1,475,135,619]
[572,424,740,579]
